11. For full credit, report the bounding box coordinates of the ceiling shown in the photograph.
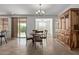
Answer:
[0,4,71,15]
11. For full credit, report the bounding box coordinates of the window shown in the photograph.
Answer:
[0,17,8,31]
[35,18,53,36]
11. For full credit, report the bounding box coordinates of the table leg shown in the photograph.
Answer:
[0,37,2,45]
[32,39,34,45]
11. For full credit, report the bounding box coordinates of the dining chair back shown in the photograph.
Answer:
[0,30,7,45]
[34,34,43,47]
[36,30,43,33]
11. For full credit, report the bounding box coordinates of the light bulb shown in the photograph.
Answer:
[36,11,38,14]
[38,10,41,13]
[41,10,45,14]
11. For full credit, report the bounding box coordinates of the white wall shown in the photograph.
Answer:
[26,16,35,37]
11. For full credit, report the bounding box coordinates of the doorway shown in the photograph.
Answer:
[12,17,27,38]
[17,18,27,38]
[11,17,27,46]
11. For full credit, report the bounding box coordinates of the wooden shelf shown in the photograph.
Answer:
[58,8,79,49]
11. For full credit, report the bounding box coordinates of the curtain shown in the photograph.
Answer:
[11,17,18,38]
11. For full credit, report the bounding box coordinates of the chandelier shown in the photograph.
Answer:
[36,4,45,15]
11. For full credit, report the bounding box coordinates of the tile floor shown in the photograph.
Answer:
[0,37,79,55]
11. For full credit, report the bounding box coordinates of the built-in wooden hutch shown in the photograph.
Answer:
[58,8,79,49]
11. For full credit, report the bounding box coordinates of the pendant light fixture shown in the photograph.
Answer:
[36,4,45,16]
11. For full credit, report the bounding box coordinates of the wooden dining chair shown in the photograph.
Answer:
[0,30,7,45]
[27,36,34,44]
[34,35,43,47]
[40,30,48,40]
